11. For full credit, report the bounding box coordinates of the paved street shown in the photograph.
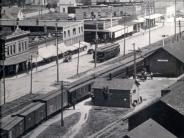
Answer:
[0,21,183,104]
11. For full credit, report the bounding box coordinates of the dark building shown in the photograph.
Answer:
[92,78,140,108]
[144,42,184,77]
[128,79,184,138]
[124,119,177,138]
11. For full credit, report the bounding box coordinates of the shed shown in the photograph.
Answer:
[144,41,184,77]
[92,78,140,108]
[124,119,177,138]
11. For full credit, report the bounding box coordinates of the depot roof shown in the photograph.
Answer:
[125,119,177,138]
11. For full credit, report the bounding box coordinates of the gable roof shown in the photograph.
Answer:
[92,78,135,90]
[125,119,177,138]
[161,80,184,116]
[161,41,184,64]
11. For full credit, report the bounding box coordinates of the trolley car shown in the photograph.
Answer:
[93,43,120,62]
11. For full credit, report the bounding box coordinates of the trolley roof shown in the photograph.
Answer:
[97,43,120,52]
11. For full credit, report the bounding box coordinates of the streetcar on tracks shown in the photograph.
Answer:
[93,43,120,62]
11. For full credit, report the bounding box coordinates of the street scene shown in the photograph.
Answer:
[0,0,184,138]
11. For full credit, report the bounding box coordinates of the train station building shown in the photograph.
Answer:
[92,78,140,108]
[143,41,184,77]
[124,119,177,138]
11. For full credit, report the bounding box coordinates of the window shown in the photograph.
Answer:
[22,42,24,51]
[25,42,27,50]
[78,27,80,34]
[114,12,116,16]
[81,27,83,32]
[13,44,16,54]
[73,28,76,35]
[63,8,65,13]
[7,46,10,56]
[120,11,123,16]
[19,42,21,52]
[64,31,66,38]
[98,12,101,17]
[83,12,86,19]
[10,45,13,55]
[68,30,70,37]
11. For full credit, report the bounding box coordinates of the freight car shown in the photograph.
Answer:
[0,116,24,138]
[12,102,46,132]
[0,45,155,138]
[93,43,120,62]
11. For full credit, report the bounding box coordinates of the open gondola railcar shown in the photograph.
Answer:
[93,43,120,62]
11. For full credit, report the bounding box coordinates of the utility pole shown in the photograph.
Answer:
[123,14,126,56]
[30,55,33,94]
[77,40,80,75]
[174,0,177,40]
[3,60,6,104]
[61,81,64,126]
[94,19,98,68]
[179,20,181,38]
[55,23,59,82]
[110,6,113,42]
[148,0,151,46]
[133,43,136,80]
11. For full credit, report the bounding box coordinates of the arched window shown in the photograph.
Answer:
[64,31,66,38]
[68,30,70,37]
[78,27,80,34]
[73,28,76,35]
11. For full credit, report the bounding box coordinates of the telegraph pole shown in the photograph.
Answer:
[148,0,151,46]
[123,14,126,56]
[174,0,177,40]
[94,19,98,68]
[3,60,6,104]
[55,23,59,82]
[133,43,136,80]
[61,81,64,126]
[30,55,33,94]
[77,40,80,75]
[179,20,181,38]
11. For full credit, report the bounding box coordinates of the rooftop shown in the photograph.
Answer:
[125,119,177,138]
[92,78,136,90]
[161,80,184,116]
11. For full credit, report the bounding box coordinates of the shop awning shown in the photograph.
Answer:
[144,14,163,20]
[106,25,125,32]
[133,17,145,23]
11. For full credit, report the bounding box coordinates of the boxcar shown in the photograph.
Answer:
[34,90,68,117]
[12,102,46,131]
[93,43,120,62]
[0,116,24,138]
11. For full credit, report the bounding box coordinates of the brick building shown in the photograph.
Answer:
[0,27,32,76]
[92,78,140,108]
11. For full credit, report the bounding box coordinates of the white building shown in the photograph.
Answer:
[58,0,77,13]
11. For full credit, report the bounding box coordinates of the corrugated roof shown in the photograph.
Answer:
[161,81,184,116]
[93,78,135,90]
[126,119,177,138]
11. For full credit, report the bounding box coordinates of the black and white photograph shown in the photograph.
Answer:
[0,0,184,138]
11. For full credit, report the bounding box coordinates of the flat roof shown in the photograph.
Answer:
[125,119,177,138]
[144,14,163,20]
[93,78,135,90]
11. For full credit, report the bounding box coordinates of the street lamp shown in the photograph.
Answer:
[94,18,98,68]
[30,55,33,94]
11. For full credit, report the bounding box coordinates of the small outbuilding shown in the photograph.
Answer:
[92,78,140,108]
[124,119,177,138]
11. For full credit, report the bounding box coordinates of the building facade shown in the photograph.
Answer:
[92,78,140,108]
[0,27,31,76]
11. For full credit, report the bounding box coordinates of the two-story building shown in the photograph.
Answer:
[0,27,31,76]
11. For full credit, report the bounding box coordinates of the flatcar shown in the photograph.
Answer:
[93,43,120,62]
